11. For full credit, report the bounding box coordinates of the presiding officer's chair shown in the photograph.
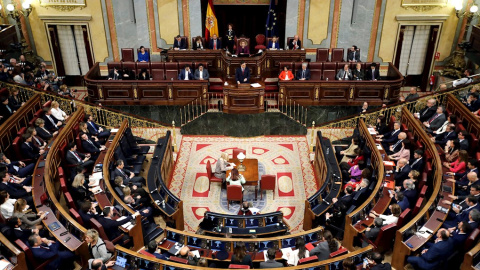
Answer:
[254,34,266,52]
[121,48,135,62]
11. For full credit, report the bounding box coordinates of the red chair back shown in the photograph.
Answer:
[121,48,135,62]
[412,197,424,217]
[316,48,329,62]
[373,223,397,253]
[65,192,76,210]
[331,48,344,62]
[169,256,188,264]
[396,208,411,228]
[107,62,122,71]
[298,255,318,265]
[260,175,276,190]
[419,185,428,198]
[255,34,266,45]
[165,62,179,80]
[329,247,348,258]
[465,228,480,251]
[229,264,250,269]
[227,185,243,201]
[42,100,52,108]
[90,218,110,241]
[232,149,246,159]
[69,208,84,226]
[206,160,213,179]
[60,177,68,194]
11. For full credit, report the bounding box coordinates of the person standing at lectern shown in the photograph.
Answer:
[225,24,236,53]
[236,62,251,84]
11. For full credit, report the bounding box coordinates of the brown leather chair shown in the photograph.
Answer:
[236,38,250,52]
[227,185,243,209]
[136,62,151,76]
[121,48,135,62]
[122,62,136,77]
[232,148,246,159]
[191,37,207,49]
[150,62,165,80]
[278,62,294,73]
[316,48,329,62]
[181,36,189,49]
[89,217,126,244]
[254,34,266,51]
[193,62,208,70]
[178,61,193,70]
[331,48,344,62]
[164,62,179,80]
[322,62,336,81]
[206,160,222,190]
[309,62,323,80]
[107,62,122,71]
[260,174,276,199]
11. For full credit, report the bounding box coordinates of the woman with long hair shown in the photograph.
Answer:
[309,230,339,260]
[226,168,246,190]
[287,237,309,266]
[389,139,411,161]
[444,149,468,174]
[231,242,252,267]
[12,198,45,230]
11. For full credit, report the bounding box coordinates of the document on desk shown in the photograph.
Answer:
[415,227,433,238]
[250,83,262,88]
[191,250,200,258]
[121,221,134,230]
[368,128,378,135]
[280,247,293,260]
[110,129,119,133]
[116,216,127,221]
[376,144,383,150]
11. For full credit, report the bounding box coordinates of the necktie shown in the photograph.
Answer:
[214,40,217,50]
[411,159,419,167]
[119,169,128,178]
[445,132,451,139]
[372,69,375,80]
[34,136,40,145]
[25,143,32,149]
[392,139,402,150]
[89,122,98,133]
[73,151,81,162]
[429,114,439,124]
[242,69,244,74]
[47,115,56,128]
[302,70,305,79]
[344,71,348,79]
[87,140,95,147]
[6,105,12,113]
[42,127,51,135]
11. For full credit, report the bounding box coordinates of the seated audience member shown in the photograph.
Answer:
[28,233,76,269]
[432,114,456,136]
[235,62,251,84]
[387,132,407,155]
[370,115,387,134]
[345,148,364,169]
[399,179,417,206]
[432,124,456,147]
[146,240,168,259]
[85,229,112,268]
[8,89,24,110]
[20,134,45,160]
[345,165,368,191]
[107,66,122,80]
[0,96,14,122]
[12,198,45,230]
[337,137,360,163]
[342,258,357,270]
[336,64,352,81]
[352,63,364,80]
[453,69,473,87]
[389,139,410,161]
[0,152,34,178]
[193,36,204,50]
[138,46,150,62]
[357,102,369,114]
[328,185,355,222]
[467,209,480,229]
[178,65,194,80]
[409,150,424,173]
[288,35,301,50]
[0,191,16,219]
[365,63,380,81]
[458,130,470,150]
[405,170,420,186]
[42,107,63,131]
[310,230,339,260]
[449,221,472,248]
[66,142,94,169]
[214,152,234,182]
[268,36,280,50]
[279,66,294,81]
[98,206,140,241]
[260,248,283,268]
[209,34,222,50]
[178,246,199,265]
[448,159,478,190]
[7,217,38,243]
[50,101,69,121]
[236,40,250,55]
[392,158,411,186]
[347,45,360,62]
[18,55,35,73]
[123,187,153,220]
[390,191,409,211]
[0,172,32,205]
[444,139,461,163]
[71,174,93,206]
[35,118,57,140]
[226,168,246,191]
[370,204,401,226]
[364,217,384,242]
[407,229,451,270]
[416,99,437,122]
[296,62,310,80]
[355,178,371,202]
[27,127,46,150]
[405,87,419,101]
[137,68,150,80]
[121,68,135,80]
[173,35,186,50]
[85,114,111,139]
[79,201,99,226]
[364,252,391,270]
[194,64,209,80]
[238,201,253,216]
[112,160,144,187]
[443,195,480,228]
[286,237,308,266]
[80,132,105,161]
[376,121,401,145]
[90,259,115,270]
[443,149,468,175]
[79,121,102,143]
[423,106,446,132]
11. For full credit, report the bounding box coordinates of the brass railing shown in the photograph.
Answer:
[0,81,170,141]
[279,96,308,126]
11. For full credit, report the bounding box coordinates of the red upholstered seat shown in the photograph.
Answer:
[181,36,189,49]
[65,192,76,210]
[42,100,52,108]
[419,185,428,198]
[107,62,122,71]
[227,185,243,209]
[121,48,134,62]
[60,177,68,194]
[309,62,323,80]
[254,34,267,51]
[232,148,246,159]
[90,217,126,245]
[298,255,318,265]
[136,61,151,75]
[465,228,480,251]
[331,48,344,62]
[260,174,276,199]
[370,223,397,253]
[193,62,209,70]
[136,47,151,61]
[396,208,411,228]
[207,160,222,190]
[170,256,188,264]
[293,62,304,74]
[191,37,207,48]
[329,247,348,258]
[236,38,251,51]
[165,62,179,80]
[151,62,165,80]
[69,208,84,226]
[316,48,329,62]
[412,197,424,217]
[122,62,136,77]
[229,264,250,269]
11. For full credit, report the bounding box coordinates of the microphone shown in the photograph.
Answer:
[322,199,330,205]
[332,174,340,179]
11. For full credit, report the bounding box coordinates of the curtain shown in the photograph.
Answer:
[399,26,414,75]
[407,25,430,75]
[73,25,90,75]
[56,25,80,75]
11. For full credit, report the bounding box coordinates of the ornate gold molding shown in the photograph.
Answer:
[401,0,447,12]
[40,5,85,11]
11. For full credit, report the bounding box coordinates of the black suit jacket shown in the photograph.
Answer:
[42,114,60,132]
[35,126,53,140]
[419,106,437,122]
[365,226,381,241]
[365,68,380,80]
[0,182,28,199]
[20,142,40,159]
[435,131,456,146]
[108,69,122,80]
[352,69,364,80]
[8,96,21,111]
[347,50,360,62]
[459,139,469,151]
[209,39,222,49]
[82,139,101,155]
[98,215,133,240]
[66,150,85,165]
[296,69,311,80]
[427,113,446,131]
[394,164,411,185]
[12,227,33,243]
[288,39,301,50]
[0,103,14,119]
[334,194,353,211]
[235,67,251,83]
[409,157,424,172]
[111,167,132,183]
[173,39,186,49]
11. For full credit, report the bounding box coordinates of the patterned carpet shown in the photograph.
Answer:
[169,135,316,233]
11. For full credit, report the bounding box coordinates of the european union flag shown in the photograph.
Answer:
[265,0,277,37]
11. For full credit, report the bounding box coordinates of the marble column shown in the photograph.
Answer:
[285,1,299,47]
[189,0,203,40]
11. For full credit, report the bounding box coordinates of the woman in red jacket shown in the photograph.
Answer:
[443,149,468,174]
[279,66,294,81]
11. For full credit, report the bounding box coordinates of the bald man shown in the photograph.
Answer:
[388,132,406,155]
[288,35,301,50]
[393,158,411,186]
[417,99,437,122]
[178,246,199,265]
[405,87,419,101]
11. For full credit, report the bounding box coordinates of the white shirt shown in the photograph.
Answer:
[50,107,67,121]
[184,70,189,80]
[199,71,203,79]
[378,214,398,226]
[1,199,16,219]
[285,74,289,80]
[287,249,309,266]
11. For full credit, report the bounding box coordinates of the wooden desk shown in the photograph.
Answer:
[223,84,265,114]
[228,158,259,199]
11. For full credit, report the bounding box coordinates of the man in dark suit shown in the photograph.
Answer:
[235,62,251,84]
[447,160,478,194]
[173,35,186,50]
[7,217,38,243]
[402,180,418,208]
[65,142,94,170]
[91,259,116,270]
[209,34,222,50]
[392,191,410,211]
[443,195,479,228]
[448,222,471,249]
[467,93,480,112]
[458,130,470,151]
[42,107,63,132]
[365,63,380,81]
[423,106,446,132]
[85,114,111,139]
[352,63,364,80]
[20,134,45,160]
[405,87,420,101]
[259,248,283,268]
[433,124,456,147]
[376,121,401,149]
[288,35,301,50]
[393,159,411,186]
[364,218,383,242]
[354,179,371,204]
[0,96,14,123]
[35,118,57,140]
[107,67,122,80]
[336,64,352,80]
[387,132,406,155]
[417,99,437,122]
[111,159,144,187]
[26,127,46,151]
[0,172,32,204]
[332,185,355,211]
[347,45,360,62]
[0,152,34,178]
[178,65,194,80]
[406,229,452,270]
[28,233,76,269]
[363,252,391,270]
[296,62,311,80]
[80,132,105,161]
[98,206,139,240]
[194,64,210,80]
[79,201,99,227]
[409,149,424,172]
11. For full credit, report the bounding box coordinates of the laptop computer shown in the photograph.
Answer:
[112,255,128,270]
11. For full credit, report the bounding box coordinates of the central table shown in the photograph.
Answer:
[228,158,259,199]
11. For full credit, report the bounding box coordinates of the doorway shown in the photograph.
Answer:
[394,24,440,91]
[46,24,94,86]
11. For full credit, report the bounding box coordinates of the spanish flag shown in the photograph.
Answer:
[205,0,218,42]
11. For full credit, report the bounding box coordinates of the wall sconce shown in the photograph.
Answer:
[5,1,33,22]
[455,2,479,23]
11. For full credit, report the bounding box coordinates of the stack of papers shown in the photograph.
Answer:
[280,247,293,260]
[383,161,395,166]
[415,226,433,238]
[121,221,134,230]
[110,128,119,133]
[190,250,200,258]
[368,128,377,135]
[92,186,103,195]
[250,83,262,88]
[376,144,383,150]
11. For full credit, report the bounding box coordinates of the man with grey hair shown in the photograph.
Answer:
[393,158,411,186]
[402,179,417,207]
[468,209,480,228]
[289,35,301,50]
[423,105,446,132]
[388,132,406,155]
[417,99,437,122]
[405,87,419,101]
[355,178,370,203]
[336,64,352,81]
[296,62,310,80]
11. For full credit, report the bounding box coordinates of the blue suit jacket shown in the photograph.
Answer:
[209,39,222,49]
[419,240,452,268]
[31,242,60,268]
[383,129,401,144]
[86,121,101,136]
[173,39,186,49]
[398,197,410,211]
[42,114,60,131]
[98,215,133,240]
[449,231,469,248]
[235,67,251,83]
[435,131,456,146]
[178,69,194,80]
[268,41,280,49]
[82,139,101,155]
